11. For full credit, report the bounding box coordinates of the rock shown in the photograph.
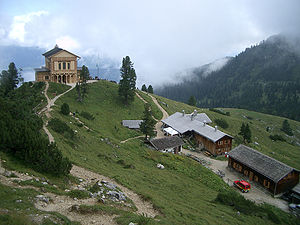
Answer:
[101,180,108,184]
[254,142,259,145]
[53,184,57,188]
[36,195,49,204]
[74,197,78,201]
[16,199,22,203]
[65,189,70,192]
[3,170,12,177]
[79,178,83,182]
[42,182,48,185]
[107,191,126,201]
[104,182,117,190]
[70,204,80,212]
[157,163,165,169]
[129,223,136,225]
[35,178,39,182]
[237,211,240,216]
[41,177,46,182]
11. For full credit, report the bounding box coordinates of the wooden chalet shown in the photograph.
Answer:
[228,145,299,195]
[150,136,184,154]
[162,111,233,155]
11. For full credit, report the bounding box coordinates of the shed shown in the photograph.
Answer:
[228,145,299,195]
[122,120,143,129]
[150,136,184,154]
[290,183,300,203]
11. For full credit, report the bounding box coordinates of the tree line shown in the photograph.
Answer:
[0,63,71,176]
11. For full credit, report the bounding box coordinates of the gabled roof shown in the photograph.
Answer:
[162,112,232,142]
[43,45,80,58]
[150,136,184,151]
[122,120,143,129]
[228,145,296,183]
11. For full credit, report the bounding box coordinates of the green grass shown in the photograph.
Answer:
[154,94,300,170]
[48,82,71,99]
[47,81,299,225]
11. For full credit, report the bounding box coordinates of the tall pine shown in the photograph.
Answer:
[140,103,156,140]
[0,62,21,95]
[118,56,136,105]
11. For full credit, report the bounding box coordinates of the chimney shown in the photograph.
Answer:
[215,126,218,132]
[203,120,206,126]
[182,110,185,116]
[193,109,197,117]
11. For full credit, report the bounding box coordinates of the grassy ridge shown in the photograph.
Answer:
[49,81,298,224]
[154,94,300,170]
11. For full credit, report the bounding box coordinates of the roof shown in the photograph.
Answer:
[228,145,296,183]
[162,112,231,142]
[34,67,50,72]
[122,120,143,129]
[292,183,300,195]
[150,136,184,151]
[163,127,179,136]
[42,45,80,58]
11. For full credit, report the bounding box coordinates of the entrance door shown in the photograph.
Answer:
[249,171,253,181]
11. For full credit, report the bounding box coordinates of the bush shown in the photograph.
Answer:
[209,108,230,116]
[80,111,95,120]
[215,118,229,129]
[269,134,286,142]
[61,103,70,115]
[48,118,74,138]
[67,190,90,199]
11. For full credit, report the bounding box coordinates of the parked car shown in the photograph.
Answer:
[289,203,300,217]
[234,180,251,193]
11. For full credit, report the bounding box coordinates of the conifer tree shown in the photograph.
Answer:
[61,103,70,115]
[0,62,21,95]
[148,85,153,94]
[188,96,196,106]
[239,123,251,143]
[141,84,147,92]
[118,56,136,105]
[80,65,90,99]
[140,103,156,140]
[281,119,293,136]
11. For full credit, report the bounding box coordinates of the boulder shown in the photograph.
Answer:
[157,163,165,169]
[36,195,49,204]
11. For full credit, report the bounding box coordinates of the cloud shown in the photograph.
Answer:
[8,11,48,42]
[1,0,300,86]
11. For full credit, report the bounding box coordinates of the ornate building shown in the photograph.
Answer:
[35,45,82,83]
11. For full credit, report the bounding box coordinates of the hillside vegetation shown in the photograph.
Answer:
[45,81,299,224]
[157,34,300,121]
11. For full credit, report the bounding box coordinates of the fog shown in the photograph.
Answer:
[0,0,299,86]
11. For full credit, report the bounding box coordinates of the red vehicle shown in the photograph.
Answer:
[234,180,251,193]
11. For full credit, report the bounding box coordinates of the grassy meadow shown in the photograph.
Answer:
[44,80,299,224]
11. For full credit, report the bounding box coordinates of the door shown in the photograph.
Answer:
[249,171,253,181]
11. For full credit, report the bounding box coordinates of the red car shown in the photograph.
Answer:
[234,180,251,193]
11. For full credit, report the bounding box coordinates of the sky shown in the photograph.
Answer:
[0,0,300,86]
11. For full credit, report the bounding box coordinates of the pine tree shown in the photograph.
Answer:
[118,56,137,105]
[61,103,70,115]
[140,103,156,140]
[188,96,196,106]
[0,62,21,95]
[141,84,147,92]
[80,65,90,99]
[239,123,251,143]
[148,85,153,94]
[281,119,293,136]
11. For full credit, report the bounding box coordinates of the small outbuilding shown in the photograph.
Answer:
[122,120,143,129]
[150,136,184,154]
[290,183,300,203]
[163,127,179,136]
[228,145,299,195]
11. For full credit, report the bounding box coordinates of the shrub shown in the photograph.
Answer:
[61,103,70,115]
[48,118,74,138]
[80,111,95,120]
[209,108,230,116]
[67,190,90,199]
[281,119,293,136]
[215,118,229,129]
[269,134,286,142]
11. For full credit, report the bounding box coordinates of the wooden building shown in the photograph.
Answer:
[228,145,299,195]
[35,45,82,84]
[150,136,184,154]
[162,111,233,155]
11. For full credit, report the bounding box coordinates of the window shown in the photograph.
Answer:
[45,76,49,80]
[68,62,70,69]
[59,63,61,70]
[63,62,66,69]
[219,141,223,145]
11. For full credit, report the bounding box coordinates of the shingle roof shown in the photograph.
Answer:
[122,120,143,129]
[150,136,184,150]
[43,46,63,57]
[42,45,80,58]
[228,145,295,183]
[162,112,231,142]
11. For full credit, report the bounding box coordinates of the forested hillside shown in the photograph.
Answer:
[156,34,300,121]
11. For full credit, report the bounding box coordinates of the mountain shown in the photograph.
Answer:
[0,45,120,82]
[156,34,300,121]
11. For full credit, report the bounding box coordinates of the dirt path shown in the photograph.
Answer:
[120,135,145,144]
[182,149,289,212]
[148,94,169,138]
